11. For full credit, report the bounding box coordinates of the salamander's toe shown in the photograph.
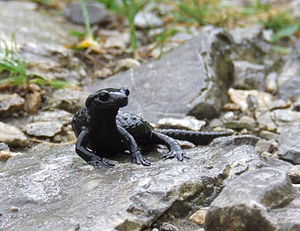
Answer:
[161,151,189,161]
[132,151,151,166]
[88,157,115,168]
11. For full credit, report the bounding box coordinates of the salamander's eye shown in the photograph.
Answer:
[98,91,110,101]
[122,88,130,96]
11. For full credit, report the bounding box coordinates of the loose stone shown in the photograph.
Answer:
[269,99,291,110]
[259,130,279,140]
[11,206,20,212]
[0,142,9,151]
[228,88,274,111]
[223,103,240,111]
[0,150,20,162]
[63,1,111,25]
[135,12,164,28]
[255,139,277,154]
[278,124,300,164]
[0,93,25,118]
[224,116,256,131]
[265,72,278,94]
[24,121,63,138]
[288,165,300,183]
[157,116,206,130]
[115,58,141,72]
[189,207,208,225]
[233,61,266,90]
[0,122,28,147]
[294,98,300,111]
[48,89,87,113]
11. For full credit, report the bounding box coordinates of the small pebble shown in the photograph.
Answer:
[160,222,178,231]
[177,140,195,149]
[288,165,300,184]
[0,142,9,151]
[261,151,272,158]
[0,151,14,162]
[75,223,80,230]
[157,116,205,130]
[265,72,278,94]
[246,94,259,111]
[294,98,300,111]
[189,207,208,225]
[255,139,277,153]
[259,130,279,140]
[223,111,235,121]
[11,206,20,212]
[269,99,291,110]
[223,103,240,111]
[209,118,223,128]
[115,58,140,72]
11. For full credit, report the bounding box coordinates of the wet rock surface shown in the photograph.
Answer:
[0,136,265,231]
[88,29,234,122]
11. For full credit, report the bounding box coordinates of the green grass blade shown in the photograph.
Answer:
[79,0,93,40]
[271,24,299,42]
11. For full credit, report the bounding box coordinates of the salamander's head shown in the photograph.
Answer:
[85,88,130,111]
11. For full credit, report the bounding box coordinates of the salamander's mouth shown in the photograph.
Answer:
[118,97,128,107]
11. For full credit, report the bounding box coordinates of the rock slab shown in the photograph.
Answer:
[205,168,296,231]
[0,136,264,231]
[278,123,300,164]
[88,29,234,122]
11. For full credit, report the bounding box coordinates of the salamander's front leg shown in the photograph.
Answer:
[75,129,115,168]
[117,126,151,166]
[151,132,189,161]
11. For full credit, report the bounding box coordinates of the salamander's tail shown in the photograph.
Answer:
[156,129,233,145]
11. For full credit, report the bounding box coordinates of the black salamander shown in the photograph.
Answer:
[72,88,232,168]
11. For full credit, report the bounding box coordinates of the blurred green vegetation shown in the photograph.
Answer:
[97,0,147,50]
[93,0,300,50]
[34,0,300,52]
[0,38,70,88]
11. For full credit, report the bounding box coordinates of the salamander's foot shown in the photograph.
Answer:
[88,156,115,168]
[161,150,189,161]
[132,151,151,166]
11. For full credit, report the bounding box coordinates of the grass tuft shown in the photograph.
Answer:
[0,37,70,88]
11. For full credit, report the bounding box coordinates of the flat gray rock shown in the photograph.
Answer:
[63,1,111,25]
[24,121,63,137]
[0,122,28,147]
[278,123,300,164]
[278,41,300,100]
[205,168,297,231]
[0,136,264,231]
[233,61,265,90]
[87,29,234,122]
[0,93,25,118]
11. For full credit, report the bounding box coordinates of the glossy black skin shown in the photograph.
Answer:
[72,88,232,168]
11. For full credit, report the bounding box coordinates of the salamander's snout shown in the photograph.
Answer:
[121,87,130,96]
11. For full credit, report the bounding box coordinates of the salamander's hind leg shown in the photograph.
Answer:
[151,131,189,161]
